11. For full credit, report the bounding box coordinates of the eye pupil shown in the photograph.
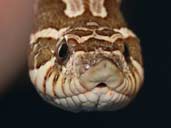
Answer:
[59,42,69,59]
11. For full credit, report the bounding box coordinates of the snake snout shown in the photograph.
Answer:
[80,59,124,90]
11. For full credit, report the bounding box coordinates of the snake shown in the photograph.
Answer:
[28,0,144,112]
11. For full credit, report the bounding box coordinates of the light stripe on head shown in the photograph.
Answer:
[65,27,137,43]
[30,27,69,44]
[61,0,108,18]
[89,0,107,18]
[62,0,85,18]
[114,28,136,39]
[30,27,136,45]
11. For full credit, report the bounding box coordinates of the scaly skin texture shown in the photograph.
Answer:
[28,0,144,112]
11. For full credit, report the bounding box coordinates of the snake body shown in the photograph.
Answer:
[28,0,144,112]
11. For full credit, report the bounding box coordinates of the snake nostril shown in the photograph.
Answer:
[96,83,107,88]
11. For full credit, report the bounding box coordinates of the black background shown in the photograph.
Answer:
[0,0,170,127]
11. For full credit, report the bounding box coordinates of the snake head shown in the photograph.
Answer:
[28,27,143,112]
[28,0,144,112]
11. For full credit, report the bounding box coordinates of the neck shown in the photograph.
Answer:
[34,0,126,31]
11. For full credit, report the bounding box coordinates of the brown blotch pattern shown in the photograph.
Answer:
[67,30,93,37]
[68,38,125,52]
[96,29,119,36]
[28,38,57,69]
[35,48,52,69]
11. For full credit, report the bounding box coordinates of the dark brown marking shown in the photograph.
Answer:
[67,30,93,37]
[43,65,60,95]
[114,38,125,53]
[96,29,118,36]
[81,39,113,51]
[67,38,126,53]
[43,67,53,95]
[124,37,143,66]
[52,66,60,97]
[36,48,53,69]
[52,75,58,97]
[45,66,55,79]
[61,77,67,96]
[28,38,57,69]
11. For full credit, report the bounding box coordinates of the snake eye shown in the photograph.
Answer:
[56,38,70,63]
